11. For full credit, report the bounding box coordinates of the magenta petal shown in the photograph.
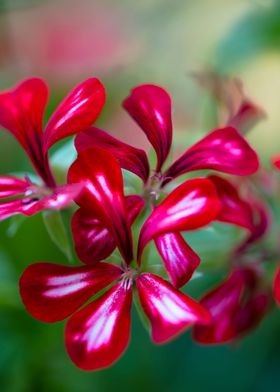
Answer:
[0,78,48,176]
[20,262,122,323]
[234,292,269,336]
[155,233,200,288]
[138,178,220,263]
[72,195,144,265]
[209,175,254,230]
[136,273,211,344]
[68,148,133,264]
[193,269,245,344]
[164,127,259,183]
[75,127,150,182]
[272,155,280,170]
[72,208,117,264]
[43,78,105,152]
[0,176,29,198]
[274,267,280,306]
[65,281,132,371]
[123,84,172,172]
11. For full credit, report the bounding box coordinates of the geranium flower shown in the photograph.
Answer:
[0,77,105,220]
[192,175,270,343]
[20,147,221,370]
[75,84,259,186]
[193,266,269,344]
[73,84,259,288]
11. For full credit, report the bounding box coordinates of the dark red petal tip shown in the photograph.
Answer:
[123,84,172,172]
[75,127,150,182]
[164,127,259,183]
[43,78,106,152]
[68,147,133,264]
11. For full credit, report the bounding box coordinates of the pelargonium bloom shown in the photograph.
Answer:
[69,147,221,288]
[192,175,270,344]
[75,84,259,188]
[73,84,259,288]
[193,266,269,344]
[20,147,220,370]
[208,175,269,253]
[0,77,105,219]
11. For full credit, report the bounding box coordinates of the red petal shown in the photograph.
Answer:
[0,176,29,198]
[68,148,133,264]
[43,78,105,152]
[65,281,132,371]
[234,292,269,336]
[72,209,117,264]
[0,183,82,220]
[193,269,245,344]
[20,262,122,323]
[123,84,172,172]
[272,155,280,170]
[273,267,280,306]
[155,233,200,288]
[0,78,48,178]
[163,127,259,183]
[236,203,269,254]
[138,178,220,263]
[136,273,211,344]
[75,127,150,182]
[209,175,254,230]
[72,195,144,265]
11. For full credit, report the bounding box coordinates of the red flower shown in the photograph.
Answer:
[0,77,105,219]
[20,263,211,371]
[75,84,259,186]
[68,147,221,287]
[20,146,223,370]
[208,175,270,253]
[193,266,269,344]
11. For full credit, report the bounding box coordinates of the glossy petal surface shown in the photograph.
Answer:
[123,84,172,172]
[155,233,200,288]
[193,269,244,344]
[136,273,211,343]
[0,78,48,177]
[0,176,29,198]
[273,267,280,306]
[43,78,105,152]
[75,127,150,182]
[68,148,133,264]
[138,178,220,263]
[0,183,82,220]
[65,281,132,371]
[72,195,144,264]
[209,175,254,230]
[20,262,122,322]
[164,127,259,183]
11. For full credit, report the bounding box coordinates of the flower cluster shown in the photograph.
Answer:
[0,76,279,371]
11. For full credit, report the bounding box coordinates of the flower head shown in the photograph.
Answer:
[0,77,105,219]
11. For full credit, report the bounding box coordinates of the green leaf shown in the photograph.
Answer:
[43,210,72,262]
[6,215,26,237]
[50,139,77,183]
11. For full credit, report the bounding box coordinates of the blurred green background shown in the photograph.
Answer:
[1,0,280,391]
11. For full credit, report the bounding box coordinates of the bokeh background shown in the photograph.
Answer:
[0,0,280,391]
